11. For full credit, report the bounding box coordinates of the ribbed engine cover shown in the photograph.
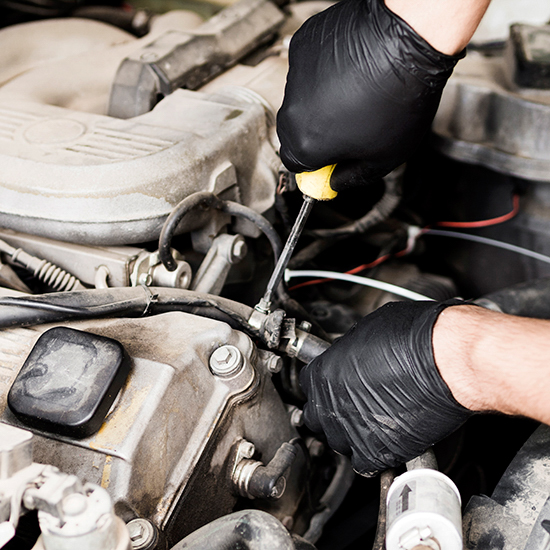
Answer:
[0,89,278,245]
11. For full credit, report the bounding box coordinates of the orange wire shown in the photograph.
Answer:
[288,194,520,292]
[436,194,519,229]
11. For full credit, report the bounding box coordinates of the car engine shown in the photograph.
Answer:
[1,0,550,549]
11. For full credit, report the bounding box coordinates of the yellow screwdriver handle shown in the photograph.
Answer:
[296,165,338,201]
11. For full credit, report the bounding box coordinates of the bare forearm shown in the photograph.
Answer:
[434,305,550,425]
[385,0,491,55]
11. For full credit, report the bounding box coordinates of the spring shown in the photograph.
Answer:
[34,260,81,292]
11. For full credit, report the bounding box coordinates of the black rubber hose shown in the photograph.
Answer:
[159,192,282,272]
[0,287,257,335]
[476,277,550,319]
[0,288,332,363]
[170,510,302,550]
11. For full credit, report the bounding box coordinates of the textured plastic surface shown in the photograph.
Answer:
[386,469,462,550]
[7,327,130,438]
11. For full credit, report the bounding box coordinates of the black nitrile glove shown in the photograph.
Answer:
[277,0,464,191]
[299,301,473,476]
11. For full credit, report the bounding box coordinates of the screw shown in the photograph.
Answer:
[210,345,244,377]
[298,321,312,333]
[127,518,156,550]
[267,355,283,373]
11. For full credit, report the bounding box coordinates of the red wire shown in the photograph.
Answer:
[436,194,519,228]
[288,194,520,292]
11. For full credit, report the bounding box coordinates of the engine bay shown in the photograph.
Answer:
[1,0,550,549]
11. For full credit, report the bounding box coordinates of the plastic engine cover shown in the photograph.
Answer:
[0,89,279,245]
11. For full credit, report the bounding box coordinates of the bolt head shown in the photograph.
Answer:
[127,519,156,550]
[267,355,283,373]
[290,408,304,427]
[210,345,244,377]
[232,239,247,261]
[239,440,255,459]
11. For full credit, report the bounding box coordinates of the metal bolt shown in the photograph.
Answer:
[238,440,255,459]
[127,518,156,550]
[231,238,247,261]
[267,355,283,373]
[298,321,312,333]
[290,408,304,428]
[209,345,244,377]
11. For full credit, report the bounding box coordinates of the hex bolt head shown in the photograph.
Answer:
[231,238,247,261]
[290,408,304,427]
[127,518,156,550]
[267,355,283,373]
[209,345,244,377]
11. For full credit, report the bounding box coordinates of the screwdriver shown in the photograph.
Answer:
[255,164,338,313]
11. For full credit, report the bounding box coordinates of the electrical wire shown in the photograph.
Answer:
[435,194,520,229]
[285,270,433,301]
[423,229,550,265]
[288,194,521,293]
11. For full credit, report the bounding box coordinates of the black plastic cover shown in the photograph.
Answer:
[8,327,130,438]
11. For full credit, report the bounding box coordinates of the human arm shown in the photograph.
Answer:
[434,304,550,425]
[299,301,550,476]
[277,0,491,189]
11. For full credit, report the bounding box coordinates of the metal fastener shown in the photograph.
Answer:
[127,518,156,550]
[231,238,247,261]
[267,355,283,373]
[210,345,244,377]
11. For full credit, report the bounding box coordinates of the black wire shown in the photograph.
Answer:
[0,297,86,314]
[158,192,282,272]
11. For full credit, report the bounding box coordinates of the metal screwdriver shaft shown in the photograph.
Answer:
[256,195,315,313]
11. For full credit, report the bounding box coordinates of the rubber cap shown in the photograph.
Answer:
[8,327,131,438]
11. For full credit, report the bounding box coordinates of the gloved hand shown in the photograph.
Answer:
[299,300,474,476]
[277,0,464,191]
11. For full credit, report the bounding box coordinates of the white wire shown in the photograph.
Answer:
[424,229,550,265]
[285,269,434,301]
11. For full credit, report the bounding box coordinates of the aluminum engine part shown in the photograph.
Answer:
[108,0,285,119]
[0,89,278,245]
[0,312,304,545]
[0,228,192,289]
[0,5,282,246]
[433,33,550,182]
